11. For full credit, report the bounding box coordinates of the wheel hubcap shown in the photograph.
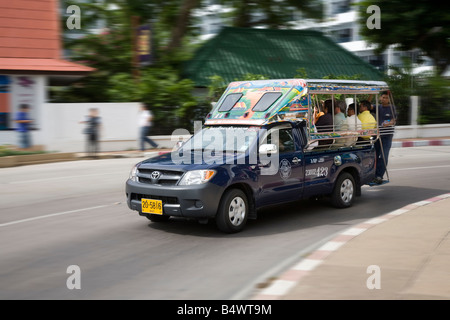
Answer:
[228,196,246,226]
[340,179,354,204]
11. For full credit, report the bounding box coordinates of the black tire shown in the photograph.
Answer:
[331,172,356,208]
[146,214,170,222]
[216,189,249,233]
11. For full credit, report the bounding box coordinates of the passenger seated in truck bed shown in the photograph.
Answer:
[315,99,334,146]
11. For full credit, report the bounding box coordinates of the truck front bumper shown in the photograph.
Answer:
[126,179,223,219]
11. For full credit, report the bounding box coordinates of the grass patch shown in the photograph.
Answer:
[0,145,48,157]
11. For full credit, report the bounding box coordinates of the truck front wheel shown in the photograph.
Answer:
[216,189,248,233]
[331,172,356,208]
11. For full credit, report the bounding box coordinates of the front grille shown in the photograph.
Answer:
[131,193,179,205]
[137,168,183,186]
[138,178,178,186]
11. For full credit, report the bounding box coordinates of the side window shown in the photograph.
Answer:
[278,128,295,153]
[262,127,295,153]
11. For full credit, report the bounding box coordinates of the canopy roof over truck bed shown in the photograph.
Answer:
[205,79,389,126]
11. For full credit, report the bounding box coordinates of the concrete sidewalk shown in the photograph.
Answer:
[0,148,170,167]
[75,149,170,160]
[252,194,450,300]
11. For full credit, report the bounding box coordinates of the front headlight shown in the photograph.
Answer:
[178,170,216,185]
[129,163,140,181]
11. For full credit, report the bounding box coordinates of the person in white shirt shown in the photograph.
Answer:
[345,103,362,131]
[139,104,159,151]
[343,103,362,146]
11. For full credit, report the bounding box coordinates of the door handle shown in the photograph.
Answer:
[292,157,301,164]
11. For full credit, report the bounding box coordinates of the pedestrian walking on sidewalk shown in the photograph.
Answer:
[80,108,102,158]
[138,103,159,151]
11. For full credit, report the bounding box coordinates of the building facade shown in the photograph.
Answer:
[0,0,94,148]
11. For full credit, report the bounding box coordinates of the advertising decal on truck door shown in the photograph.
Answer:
[279,159,291,180]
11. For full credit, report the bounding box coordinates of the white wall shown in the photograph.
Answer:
[0,100,190,153]
[1,101,449,153]
[394,124,450,140]
[41,102,142,152]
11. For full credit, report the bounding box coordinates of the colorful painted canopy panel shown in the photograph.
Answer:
[205,79,308,125]
[204,79,389,126]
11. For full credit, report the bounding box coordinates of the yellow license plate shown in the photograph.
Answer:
[141,198,163,215]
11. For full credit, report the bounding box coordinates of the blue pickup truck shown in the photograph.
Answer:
[126,79,388,232]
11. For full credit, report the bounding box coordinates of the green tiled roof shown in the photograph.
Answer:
[183,27,384,87]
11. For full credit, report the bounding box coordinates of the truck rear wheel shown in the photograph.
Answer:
[216,189,248,233]
[331,172,355,208]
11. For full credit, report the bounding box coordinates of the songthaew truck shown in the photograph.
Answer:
[126,79,392,233]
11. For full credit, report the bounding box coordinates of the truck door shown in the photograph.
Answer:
[303,150,335,197]
[256,126,304,207]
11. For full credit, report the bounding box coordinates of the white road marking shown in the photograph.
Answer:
[8,172,118,184]
[0,205,110,228]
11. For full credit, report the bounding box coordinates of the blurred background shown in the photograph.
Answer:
[0,0,449,152]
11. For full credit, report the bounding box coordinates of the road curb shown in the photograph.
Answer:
[0,152,76,168]
[251,192,450,300]
[392,139,450,148]
[0,150,172,168]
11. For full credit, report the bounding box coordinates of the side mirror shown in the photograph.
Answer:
[259,143,278,155]
[258,144,279,171]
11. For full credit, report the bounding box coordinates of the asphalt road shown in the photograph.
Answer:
[0,146,449,300]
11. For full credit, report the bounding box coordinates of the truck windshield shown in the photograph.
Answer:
[185,126,260,153]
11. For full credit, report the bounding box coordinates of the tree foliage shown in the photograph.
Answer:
[357,0,450,75]
[107,67,200,134]
[55,0,205,133]
[56,0,327,133]
[417,76,450,124]
[221,0,323,29]
[57,0,449,133]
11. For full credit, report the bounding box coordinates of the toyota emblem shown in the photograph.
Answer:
[151,171,161,180]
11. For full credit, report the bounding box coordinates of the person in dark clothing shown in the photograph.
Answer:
[314,99,334,145]
[80,108,102,158]
[315,99,333,131]
[372,91,397,184]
